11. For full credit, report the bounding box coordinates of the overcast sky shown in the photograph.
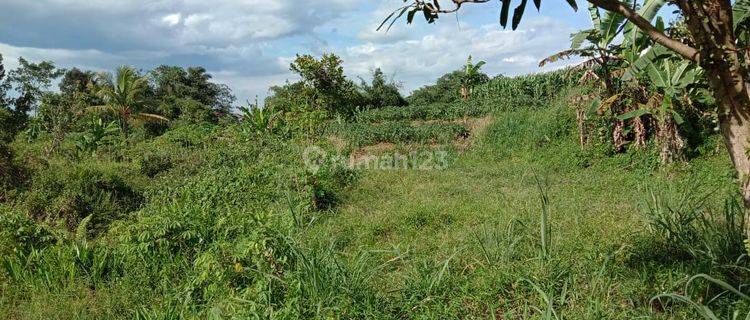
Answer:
[0,0,602,104]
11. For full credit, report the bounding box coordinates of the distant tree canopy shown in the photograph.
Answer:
[289,53,363,116]
[59,68,96,97]
[407,67,489,105]
[149,65,235,122]
[360,68,407,108]
[1,57,64,137]
[266,54,409,119]
[265,81,309,114]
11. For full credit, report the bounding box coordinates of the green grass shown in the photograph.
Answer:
[302,105,745,318]
[328,121,470,148]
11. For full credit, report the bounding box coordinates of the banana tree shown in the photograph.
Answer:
[460,55,487,100]
[540,1,666,92]
[386,0,750,261]
[539,4,625,93]
[239,103,282,135]
[617,60,702,163]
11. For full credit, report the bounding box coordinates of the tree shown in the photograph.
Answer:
[408,70,469,105]
[4,57,64,133]
[360,68,407,108]
[461,55,488,99]
[149,65,235,122]
[290,53,363,116]
[59,68,96,96]
[0,54,8,110]
[91,66,168,136]
[387,0,750,250]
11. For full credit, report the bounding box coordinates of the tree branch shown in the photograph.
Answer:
[587,0,700,62]
[426,0,491,14]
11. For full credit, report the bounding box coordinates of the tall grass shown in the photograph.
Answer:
[328,121,469,147]
[355,101,489,123]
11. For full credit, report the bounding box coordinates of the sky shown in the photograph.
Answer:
[0,0,602,105]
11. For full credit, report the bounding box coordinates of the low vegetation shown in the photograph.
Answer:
[2,2,750,316]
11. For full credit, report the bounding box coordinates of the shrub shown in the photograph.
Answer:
[644,183,746,266]
[0,142,25,198]
[23,160,143,235]
[137,153,172,177]
[0,206,57,256]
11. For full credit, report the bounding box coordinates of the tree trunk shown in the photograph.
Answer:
[576,108,586,149]
[676,0,750,248]
[460,86,469,100]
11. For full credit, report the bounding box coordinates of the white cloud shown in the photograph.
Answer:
[338,17,577,93]
[0,0,585,102]
[161,13,181,27]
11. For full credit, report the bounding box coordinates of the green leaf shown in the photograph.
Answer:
[734,0,750,31]
[564,0,578,11]
[600,11,626,45]
[671,110,685,125]
[648,62,668,88]
[640,0,667,22]
[671,62,691,86]
[570,29,593,49]
[588,4,602,31]
[533,0,541,10]
[500,0,511,28]
[512,0,529,30]
[622,0,666,48]
[617,108,652,121]
[621,44,671,81]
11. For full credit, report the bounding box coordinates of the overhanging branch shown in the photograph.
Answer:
[588,0,700,62]
[425,0,491,14]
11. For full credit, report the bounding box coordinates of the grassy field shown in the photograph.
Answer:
[301,105,744,318]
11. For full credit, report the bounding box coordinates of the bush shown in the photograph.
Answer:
[137,153,172,177]
[0,143,25,198]
[0,206,57,256]
[23,160,144,235]
[407,70,473,105]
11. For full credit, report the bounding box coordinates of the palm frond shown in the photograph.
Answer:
[133,112,170,123]
[88,105,115,113]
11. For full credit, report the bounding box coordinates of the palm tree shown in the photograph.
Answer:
[90,66,168,136]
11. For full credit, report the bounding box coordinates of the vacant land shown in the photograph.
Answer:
[302,106,740,318]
